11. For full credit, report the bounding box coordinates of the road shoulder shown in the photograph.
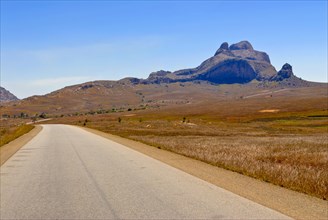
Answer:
[82,126,327,220]
[0,125,42,166]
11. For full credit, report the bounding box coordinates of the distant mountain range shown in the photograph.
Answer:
[0,87,19,102]
[1,40,326,117]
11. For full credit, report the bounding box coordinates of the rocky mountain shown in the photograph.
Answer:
[139,41,295,85]
[1,40,325,117]
[0,87,19,102]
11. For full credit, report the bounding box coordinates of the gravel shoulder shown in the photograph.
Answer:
[0,125,42,166]
[83,126,328,220]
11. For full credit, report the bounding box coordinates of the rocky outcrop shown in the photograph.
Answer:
[214,42,230,56]
[271,63,294,81]
[197,59,257,84]
[146,70,173,84]
[219,42,229,50]
[144,40,280,84]
[0,87,19,102]
[229,41,254,50]
[119,77,142,84]
[119,40,299,85]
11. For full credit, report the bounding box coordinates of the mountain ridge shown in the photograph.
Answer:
[0,87,19,103]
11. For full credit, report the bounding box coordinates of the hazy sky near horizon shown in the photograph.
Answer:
[1,1,327,99]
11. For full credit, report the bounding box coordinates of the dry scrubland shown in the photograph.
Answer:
[0,120,34,147]
[46,108,328,200]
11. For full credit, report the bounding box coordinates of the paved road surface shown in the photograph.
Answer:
[0,125,290,219]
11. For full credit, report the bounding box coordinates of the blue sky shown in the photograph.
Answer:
[1,1,327,98]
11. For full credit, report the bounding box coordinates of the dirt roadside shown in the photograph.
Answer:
[83,126,328,220]
[0,125,42,166]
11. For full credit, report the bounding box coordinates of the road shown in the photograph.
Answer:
[243,88,289,99]
[0,124,290,219]
[26,118,53,125]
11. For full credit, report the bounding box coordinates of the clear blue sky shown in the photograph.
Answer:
[1,1,327,98]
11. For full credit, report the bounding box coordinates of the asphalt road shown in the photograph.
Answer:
[0,124,290,219]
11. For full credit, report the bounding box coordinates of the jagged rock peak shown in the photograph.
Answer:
[229,41,253,50]
[270,63,294,81]
[280,63,292,71]
[214,42,230,56]
[278,63,293,78]
[219,42,229,50]
[0,86,19,102]
[215,41,255,56]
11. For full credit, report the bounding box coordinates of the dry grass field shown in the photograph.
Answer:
[0,122,34,147]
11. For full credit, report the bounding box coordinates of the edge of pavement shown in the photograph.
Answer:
[0,125,43,166]
[80,125,328,220]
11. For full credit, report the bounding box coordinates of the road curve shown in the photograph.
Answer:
[0,124,290,219]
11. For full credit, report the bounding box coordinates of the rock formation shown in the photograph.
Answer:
[271,63,294,81]
[143,40,291,84]
[0,87,19,102]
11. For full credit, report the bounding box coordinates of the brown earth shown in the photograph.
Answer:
[1,79,326,118]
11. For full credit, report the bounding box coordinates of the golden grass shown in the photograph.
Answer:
[131,135,327,199]
[0,124,34,147]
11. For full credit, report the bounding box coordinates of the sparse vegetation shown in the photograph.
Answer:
[0,124,34,147]
[133,134,327,200]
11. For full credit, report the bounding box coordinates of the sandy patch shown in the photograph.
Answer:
[259,109,280,113]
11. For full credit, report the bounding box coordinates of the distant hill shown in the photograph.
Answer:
[0,87,19,102]
[1,79,326,117]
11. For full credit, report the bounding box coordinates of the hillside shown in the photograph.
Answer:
[0,87,19,103]
[1,79,326,118]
